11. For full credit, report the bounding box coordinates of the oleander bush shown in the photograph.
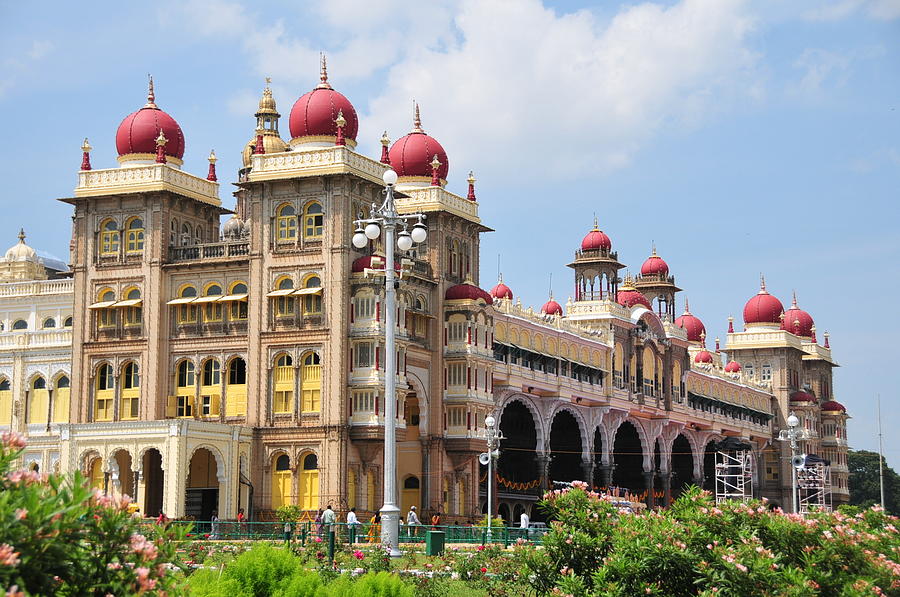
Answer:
[522,481,900,597]
[0,431,187,596]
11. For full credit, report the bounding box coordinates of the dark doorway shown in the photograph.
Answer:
[498,400,539,485]
[612,422,644,492]
[143,449,164,517]
[549,410,583,485]
[671,435,694,497]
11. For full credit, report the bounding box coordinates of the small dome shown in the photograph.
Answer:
[724,361,741,373]
[581,220,612,251]
[222,215,245,239]
[674,299,706,342]
[781,292,814,337]
[743,277,784,326]
[821,400,846,413]
[489,275,513,300]
[616,277,651,309]
[694,350,713,364]
[352,255,400,274]
[288,58,359,146]
[640,247,669,277]
[540,296,563,316]
[445,283,493,304]
[4,229,38,262]
[789,390,816,403]
[242,134,290,167]
[388,104,449,183]
[115,78,185,163]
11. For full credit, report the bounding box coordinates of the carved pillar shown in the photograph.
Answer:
[598,464,614,488]
[659,471,672,507]
[535,453,550,490]
[643,471,655,508]
[581,460,595,488]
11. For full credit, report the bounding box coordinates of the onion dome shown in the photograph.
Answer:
[581,218,612,251]
[445,282,493,304]
[288,56,359,148]
[789,390,816,403]
[821,400,847,413]
[352,255,400,274]
[640,245,669,277]
[674,299,706,342]
[694,350,713,364]
[388,103,449,185]
[222,215,245,239]
[540,294,563,316]
[115,77,185,166]
[4,229,38,263]
[743,275,784,327]
[489,274,513,300]
[242,80,289,167]
[780,291,814,337]
[616,276,651,309]
[724,360,742,373]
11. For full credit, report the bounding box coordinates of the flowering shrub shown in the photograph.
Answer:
[524,482,900,596]
[0,431,187,595]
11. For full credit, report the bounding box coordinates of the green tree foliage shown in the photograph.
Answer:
[0,431,187,595]
[848,449,900,515]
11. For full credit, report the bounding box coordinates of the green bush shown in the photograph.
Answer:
[222,543,302,596]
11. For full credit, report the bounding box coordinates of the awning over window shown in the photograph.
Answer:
[88,300,117,309]
[113,299,143,307]
[266,289,295,297]
[217,293,248,302]
[166,297,195,305]
[293,287,323,295]
[193,296,221,303]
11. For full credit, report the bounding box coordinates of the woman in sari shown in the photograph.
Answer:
[366,512,381,543]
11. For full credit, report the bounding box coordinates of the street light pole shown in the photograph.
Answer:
[777,412,808,514]
[483,415,503,543]
[352,169,427,557]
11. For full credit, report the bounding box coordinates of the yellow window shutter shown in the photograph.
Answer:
[166,396,176,418]
[211,394,220,416]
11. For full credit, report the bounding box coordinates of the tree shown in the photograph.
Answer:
[848,449,900,515]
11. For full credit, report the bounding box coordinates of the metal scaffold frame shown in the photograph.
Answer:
[714,449,753,504]
[798,463,832,514]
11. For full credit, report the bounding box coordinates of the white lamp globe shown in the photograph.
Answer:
[364,222,381,240]
[786,414,800,428]
[411,223,427,244]
[383,169,398,186]
[485,415,496,428]
[352,231,368,248]
[397,231,413,251]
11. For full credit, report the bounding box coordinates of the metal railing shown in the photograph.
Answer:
[156,520,547,546]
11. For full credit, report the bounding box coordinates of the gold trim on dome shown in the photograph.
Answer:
[289,135,358,149]
[117,153,184,167]
[397,175,446,186]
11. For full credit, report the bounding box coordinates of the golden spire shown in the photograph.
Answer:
[759,273,767,293]
[145,74,157,108]
[257,77,277,114]
[156,130,168,147]
[684,297,691,313]
[592,214,599,231]
[791,289,798,308]
[467,170,476,185]
[17,228,25,243]
[430,154,442,171]
[335,109,347,128]
[651,242,657,257]
[381,131,390,147]
[412,102,424,133]
[208,149,217,164]
[81,138,92,153]
[317,53,332,89]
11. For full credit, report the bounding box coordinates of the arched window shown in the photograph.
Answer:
[401,475,421,517]
[170,360,195,418]
[302,202,323,240]
[272,277,295,318]
[95,289,117,328]
[121,362,139,420]
[64,316,73,327]
[0,379,11,426]
[202,284,223,323]
[27,377,49,424]
[173,285,198,324]
[301,352,321,413]
[200,359,221,417]
[226,282,248,321]
[194,225,203,246]
[53,375,70,423]
[125,217,144,254]
[181,223,193,246]
[94,364,114,421]
[225,358,247,417]
[299,453,319,511]
[170,218,178,247]
[121,288,142,327]
[43,318,56,329]
[301,275,322,315]
[272,454,292,508]
[12,320,27,331]
[273,354,294,414]
[100,219,120,256]
[276,204,297,241]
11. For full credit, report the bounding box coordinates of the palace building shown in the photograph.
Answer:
[2,61,849,521]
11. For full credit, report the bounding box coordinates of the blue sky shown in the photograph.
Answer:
[1,0,898,464]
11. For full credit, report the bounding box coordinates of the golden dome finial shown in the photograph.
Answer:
[155,130,168,147]
[651,241,657,257]
[317,53,332,89]
[145,74,157,108]
[335,109,347,128]
[17,228,25,243]
[430,154,442,170]
[208,149,217,164]
[791,289,798,308]
[592,213,599,230]
[760,273,767,292]
[412,101,424,132]
[81,138,92,153]
[257,78,277,115]
[380,131,390,147]
[467,170,476,185]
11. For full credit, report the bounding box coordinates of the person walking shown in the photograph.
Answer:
[314,508,324,537]
[322,504,336,537]
[406,505,420,539]
[346,507,360,543]
[366,512,381,543]
[520,510,530,539]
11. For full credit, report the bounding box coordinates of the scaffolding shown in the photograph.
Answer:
[798,459,832,514]
[714,448,754,504]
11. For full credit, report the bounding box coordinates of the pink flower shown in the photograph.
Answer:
[129,534,158,560]
[12,509,25,521]
[0,432,26,450]
[0,545,20,567]
[314,536,323,543]
[477,545,485,551]
[353,550,364,560]
[480,567,487,573]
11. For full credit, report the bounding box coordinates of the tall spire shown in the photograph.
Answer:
[467,171,476,201]
[317,53,332,89]
[380,131,391,164]
[17,228,25,243]
[155,131,168,164]
[145,74,157,108]
[684,297,691,314]
[80,138,92,171]
[207,150,218,182]
[430,154,442,186]
[412,102,424,133]
[791,289,798,308]
[760,273,767,293]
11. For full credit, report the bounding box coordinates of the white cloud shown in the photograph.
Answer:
[788,48,852,97]
[803,0,900,21]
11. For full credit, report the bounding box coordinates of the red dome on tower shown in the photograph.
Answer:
[781,292,814,337]
[674,299,706,342]
[445,283,492,304]
[541,296,563,316]
[724,361,741,373]
[616,277,651,309]
[790,390,816,403]
[640,247,669,277]
[694,350,713,364]
[351,255,400,274]
[821,400,846,413]
[288,57,359,145]
[743,276,784,326]
[387,104,449,183]
[489,275,513,300]
[115,78,185,162]
[581,220,612,251]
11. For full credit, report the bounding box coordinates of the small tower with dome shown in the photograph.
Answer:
[0,229,47,282]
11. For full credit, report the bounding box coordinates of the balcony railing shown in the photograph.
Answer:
[169,241,249,262]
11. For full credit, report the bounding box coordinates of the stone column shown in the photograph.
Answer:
[659,471,672,507]
[598,464,614,488]
[581,460,595,487]
[643,471,655,508]
[535,453,551,490]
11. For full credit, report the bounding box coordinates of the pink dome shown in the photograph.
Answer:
[743,278,784,325]
[821,400,846,413]
[541,298,563,316]
[640,248,669,276]
[446,283,492,304]
[581,226,612,251]
[694,350,713,364]
[616,289,651,309]
[388,105,448,182]
[288,62,359,143]
[724,361,741,373]
[790,391,816,403]
[115,81,185,161]
[781,293,814,337]
[351,255,399,274]
[489,277,513,300]
[674,300,706,342]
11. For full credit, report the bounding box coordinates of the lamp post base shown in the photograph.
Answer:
[380,504,402,557]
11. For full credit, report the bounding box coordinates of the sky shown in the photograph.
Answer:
[1,0,898,464]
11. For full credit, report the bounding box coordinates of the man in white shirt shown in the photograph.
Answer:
[520,511,530,529]
[406,506,420,538]
[346,507,360,543]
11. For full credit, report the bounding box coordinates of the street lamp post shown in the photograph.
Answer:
[777,412,809,514]
[352,169,427,556]
[483,415,503,543]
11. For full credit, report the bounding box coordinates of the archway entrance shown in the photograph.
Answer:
[592,428,605,488]
[185,448,219,521]
[142,449,164,517]
[401,475,420,518]
[671,435,694,497]
[87,456,104,490]
[549,410,583,485]
[703,441,717,491]
[299,453,319,511]
[272,454,292,509]
[498,502,510,524]
[498,401,539,488]
[112,450,134,500]
[612,422,644,492]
